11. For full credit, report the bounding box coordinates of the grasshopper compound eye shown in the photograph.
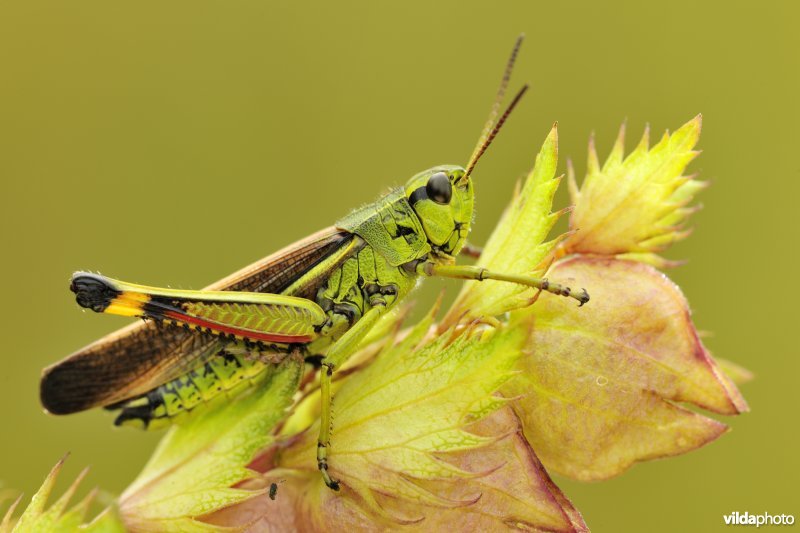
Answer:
[426,172,452,204]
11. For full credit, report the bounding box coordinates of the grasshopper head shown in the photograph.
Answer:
[405,165,473,258]
[405,36,528,261]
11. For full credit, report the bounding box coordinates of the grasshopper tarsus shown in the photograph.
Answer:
[304,354,325,368]
[577,288,590,307]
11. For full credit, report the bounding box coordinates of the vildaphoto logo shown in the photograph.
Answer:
[724,512,795,527]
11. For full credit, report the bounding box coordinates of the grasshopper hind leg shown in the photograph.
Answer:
[71,273,119,313]
[107,349,277,430]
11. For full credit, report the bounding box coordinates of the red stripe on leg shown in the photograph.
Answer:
[163,311,313,344]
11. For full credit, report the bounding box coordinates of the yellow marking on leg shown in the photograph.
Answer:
[104,292,151,317]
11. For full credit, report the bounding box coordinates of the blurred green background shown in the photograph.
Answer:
[1,1,797,531]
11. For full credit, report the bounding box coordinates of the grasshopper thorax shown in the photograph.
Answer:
[405,165,473,259]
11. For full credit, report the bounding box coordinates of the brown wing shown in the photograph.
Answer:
[41,226,355,415]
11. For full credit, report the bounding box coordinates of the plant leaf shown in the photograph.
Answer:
[119,355,303,532]
[2,456,124,533]
[207,408,588,532]
[208,308,587,531]
[507,256,748,480]
[443,123,569,327]
[565,116,706,267]
[279,312,524,518]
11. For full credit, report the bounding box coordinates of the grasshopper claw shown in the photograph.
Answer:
[578,288,590,307]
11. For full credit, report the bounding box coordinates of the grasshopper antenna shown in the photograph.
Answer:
[463,84,528,180]
[463,34,528,182]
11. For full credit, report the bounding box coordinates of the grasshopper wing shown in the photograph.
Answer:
[42,227,357,415]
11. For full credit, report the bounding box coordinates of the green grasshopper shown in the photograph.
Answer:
[40,36,588,490]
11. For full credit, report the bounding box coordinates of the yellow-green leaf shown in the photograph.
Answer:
[207,408,588,532]
[565,116,706,267]
[279,317,524,518]
[444,123,568,327]
[206,317,588,532]
[508,256,748,481]
[2,457,124,533]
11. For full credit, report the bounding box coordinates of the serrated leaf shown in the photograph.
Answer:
[119,355,303,532]
[207,408,588,532]
[508,256,748,480]
[443,124,569,326]
[206,327,587,532]
[280,323,523,498]
[565,116,706,267]
[82,508,129,533]
[275,312,571,522]
[3,457,124,533]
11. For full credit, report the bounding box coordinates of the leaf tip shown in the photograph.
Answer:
[544,122,559,153]
[692,113,703,132]
[614,120,627,150]
[637,123,651,151]
[566,158,580,203]
[587,131,599,174]
[1,495,22,532]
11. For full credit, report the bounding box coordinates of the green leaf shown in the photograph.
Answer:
[444,123,568,326]
[119,355,303,532]
[2,457,125,533]
[209,308,587,531]
[207,408,588,532]
[280,311,526,520]
[565,116,706,267]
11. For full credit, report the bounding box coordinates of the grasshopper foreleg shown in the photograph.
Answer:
[424,263,590,306]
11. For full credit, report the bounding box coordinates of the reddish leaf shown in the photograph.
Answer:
[507,256,747,481]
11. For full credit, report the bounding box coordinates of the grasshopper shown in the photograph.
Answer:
[40,36,588,491]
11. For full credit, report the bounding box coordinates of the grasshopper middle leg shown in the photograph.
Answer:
[316,302,388,490]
